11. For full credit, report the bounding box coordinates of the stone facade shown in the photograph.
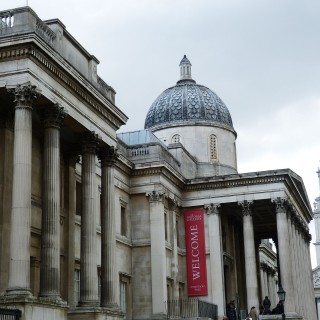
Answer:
[0,6,317,320]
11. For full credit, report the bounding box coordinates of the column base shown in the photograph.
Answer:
[151,312,168,319]
[39,295,67,306]
[0,297,69,320]
[261,313,302,320]
[78,300,100,307]
[100,302,119,309]
[68,307,124,320]
[5,288,33,298]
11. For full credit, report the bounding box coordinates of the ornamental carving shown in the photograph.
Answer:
[238,200,253,216]
[99,146,119,167]
[7,83,40,109]
[313,268,320,288]
[80,131,101,154]
[39,104,67,129]
[204,203,221,215]
[272,197,287,214]
[146,190,165,203]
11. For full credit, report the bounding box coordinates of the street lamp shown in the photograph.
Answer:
[277,285,286,320]
[277,285,286,302]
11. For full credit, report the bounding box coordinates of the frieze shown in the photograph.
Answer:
[28,48,123,127]
[185,175,286,191]
[0,45,123,128]
[131,166,185,189]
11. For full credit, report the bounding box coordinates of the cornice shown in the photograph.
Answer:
[0,43,126,129]
[131,165,185,189]
[184,174,286,191]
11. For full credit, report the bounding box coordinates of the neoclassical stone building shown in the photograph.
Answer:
[0,6,316,320]
[313,168,320,320]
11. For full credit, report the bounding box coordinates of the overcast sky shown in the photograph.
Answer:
[1,0,320,266]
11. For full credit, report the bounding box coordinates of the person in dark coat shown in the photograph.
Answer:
[226,300,237,320]
[263,296,271,315]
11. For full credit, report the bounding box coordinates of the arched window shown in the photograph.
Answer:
[172,134,181,144]
[209,134,218,161]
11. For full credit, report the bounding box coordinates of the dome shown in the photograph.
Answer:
[144,55,234,132]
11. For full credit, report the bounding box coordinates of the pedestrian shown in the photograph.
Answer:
[249,306,258,320]
[226,300,237,320]
[263,296,271,315]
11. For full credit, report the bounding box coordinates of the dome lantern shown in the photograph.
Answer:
[179,55,193,81]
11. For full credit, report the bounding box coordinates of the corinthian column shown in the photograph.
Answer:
[146,190,166,317]
[99,146,119,308]
[238,200,259,309]
[205,203,225,319]
[6,83,39,296]
[273,198,296,315]
[39,104,66,300]
[79,132,100,306]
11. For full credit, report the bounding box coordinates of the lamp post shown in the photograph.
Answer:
[277,285,286,320]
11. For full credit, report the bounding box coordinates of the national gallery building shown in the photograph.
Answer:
[0,7,316,320]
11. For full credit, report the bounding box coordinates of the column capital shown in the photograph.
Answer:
[80,131,101,154]
[98,146,119,167]
[238,200,253,216]
[39,104,67,129]
[260,261,268,271]
[146,190,165,203]
[272,197,288,214]
[7,82,40,109]
[204,203,221,215]
[168,195,180,211]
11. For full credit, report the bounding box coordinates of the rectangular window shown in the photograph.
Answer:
[99,192,102,226]
[176,218,180,247]
[98,267,101,303]
[121,206,127,237]
[76,182,82,216]
[165,211,168,241]
[120,280,127,313]
[74,269,80,305]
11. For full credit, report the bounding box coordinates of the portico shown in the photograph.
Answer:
[0,6,127,320]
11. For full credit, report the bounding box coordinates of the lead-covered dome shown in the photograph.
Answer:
[144,55,234,132]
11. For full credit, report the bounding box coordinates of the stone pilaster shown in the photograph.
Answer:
[146,190,166,317]
[79,132,100,306]
[169,197,179,302]
[296,223,306,318]
[205,203,225,318]
[259,263,266,299]
[273,197,296,315]
[0,107,14,294]
[39,104,66,300]
[67,154,79,307]
[238,200,259,309]
[287,207,298,313]
[6,83,40,296]
[303,231,317,320]
[99,146,119,308]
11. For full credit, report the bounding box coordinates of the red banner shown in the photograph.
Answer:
[184,209,208,296]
